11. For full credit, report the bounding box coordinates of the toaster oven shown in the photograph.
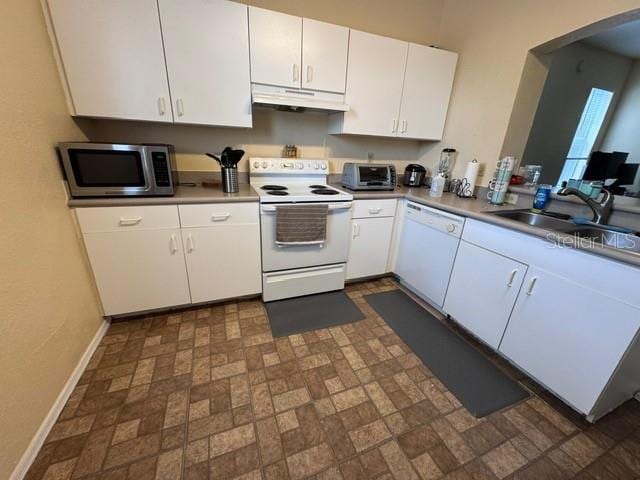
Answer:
[59,142,177,197]
[341,163,396,190]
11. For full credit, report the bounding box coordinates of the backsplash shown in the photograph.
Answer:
[75,109,432,175]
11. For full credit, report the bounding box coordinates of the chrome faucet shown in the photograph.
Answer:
[556,186,614,225]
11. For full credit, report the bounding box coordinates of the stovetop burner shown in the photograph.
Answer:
[261,185,287,191]
[311,189,339,195]
[266,190,289,196]
[309,185,328,189]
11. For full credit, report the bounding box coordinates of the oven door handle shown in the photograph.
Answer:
[261,202,352,213]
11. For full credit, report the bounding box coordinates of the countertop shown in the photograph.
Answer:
[337,185,640,268]
[67,182,640,267]
[67,183,259,207]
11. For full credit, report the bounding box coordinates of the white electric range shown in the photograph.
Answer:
[250,158,353,301]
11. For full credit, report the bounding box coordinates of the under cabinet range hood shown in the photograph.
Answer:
[251,84,349,113]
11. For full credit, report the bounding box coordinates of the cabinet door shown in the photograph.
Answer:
[397,44,457,140]
[249,7,302,88]
[83,229,190,315]
[347,217,394,280]
[182,225,261,304]
[443,241,527,349]
[47,0,172,122]
[301,18,349,93]
[499,267,640,415]
[158,0,252,127]
[340,30,408,136]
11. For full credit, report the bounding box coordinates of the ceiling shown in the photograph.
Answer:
[583,18,640,59]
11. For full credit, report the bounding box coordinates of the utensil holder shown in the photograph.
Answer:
[221,167,239,193]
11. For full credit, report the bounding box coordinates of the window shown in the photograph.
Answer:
[557,88,614,186]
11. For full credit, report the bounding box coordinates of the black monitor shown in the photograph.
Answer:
[583,151,628,181]
[617,163,639,186]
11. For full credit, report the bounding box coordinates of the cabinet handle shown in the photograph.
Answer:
[211,213,230,222]
[352,222,360,238]
[507,269,517,287]
[158,97,166,116]
[391,118,397,133]
[176,98,184,117]
[293,64,299,82]
[306,65,313,83]
[526,276,538,295]
[187,233,194,253]
[401,120,408,133]
[118,216,142,226]
[170,234,178,254]
[368,208,382,215]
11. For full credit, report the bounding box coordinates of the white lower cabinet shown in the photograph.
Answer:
[347,199,397,280]
[77,203,262,316]
[82,229,191,316]
[498,267,640,415]
[347,217,394,279]
[444,241,527,349]
[181,223,261,303]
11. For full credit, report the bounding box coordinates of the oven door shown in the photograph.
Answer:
[357,165,389,186]
[260,202,352,272]
[62,144,152,197]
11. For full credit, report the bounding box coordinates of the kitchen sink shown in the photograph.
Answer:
[490,209,575,231]
[565,227,640,254]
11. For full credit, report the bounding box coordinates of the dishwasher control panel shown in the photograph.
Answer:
[406,201,465,238]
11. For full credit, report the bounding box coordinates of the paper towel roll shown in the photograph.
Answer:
[462,160,480,196]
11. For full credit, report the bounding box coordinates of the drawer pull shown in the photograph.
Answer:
[118,216,142,226]
[211,214,230,222]
[368,208,382,214]
[507,269,517,287]
[526,277,538,296]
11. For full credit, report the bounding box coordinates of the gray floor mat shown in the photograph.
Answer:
[365,289,528,417]
[266,290,365,338]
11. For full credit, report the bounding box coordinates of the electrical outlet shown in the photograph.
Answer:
[505,193,519,205]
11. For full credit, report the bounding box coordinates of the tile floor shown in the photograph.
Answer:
[26,278,640,480]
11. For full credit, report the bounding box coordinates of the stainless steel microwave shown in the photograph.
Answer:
[59,143,177,197]
[341,162,396,190]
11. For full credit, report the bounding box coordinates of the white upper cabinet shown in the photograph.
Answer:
[331,30,408,137]
[158,0,252,127]
[302,18,349,93]
[47,0,172,122]
[397,44,457,140]
[249,7,302,89]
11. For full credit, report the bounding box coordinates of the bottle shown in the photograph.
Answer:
[532,184,552,211]
[430,173,445,197]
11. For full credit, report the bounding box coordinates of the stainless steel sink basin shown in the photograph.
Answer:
[490,209,574,231]
[565,227,640,254]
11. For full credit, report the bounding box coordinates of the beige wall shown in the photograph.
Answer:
[0,1,103,478]
[418,0,640,184]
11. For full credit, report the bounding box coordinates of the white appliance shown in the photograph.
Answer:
[251,158,353,301]
[251,84,349,112]
[395,201,465,308]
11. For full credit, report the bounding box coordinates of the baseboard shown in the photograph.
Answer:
[10,319,110,480]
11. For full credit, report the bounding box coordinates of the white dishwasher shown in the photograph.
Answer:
[395,201,465,308]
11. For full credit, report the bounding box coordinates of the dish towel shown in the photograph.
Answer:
[275,204,329,246]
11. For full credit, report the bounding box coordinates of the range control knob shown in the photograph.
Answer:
[296,162,304,170]
[261,161,269,169]
[253,161,260,169]
[314,162,320,169]
[446,224,456,233]
[321,162,327,170]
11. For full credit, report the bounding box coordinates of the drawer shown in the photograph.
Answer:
[179,202,259,227]
[352,199,397,219]
[76,206,180,233]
